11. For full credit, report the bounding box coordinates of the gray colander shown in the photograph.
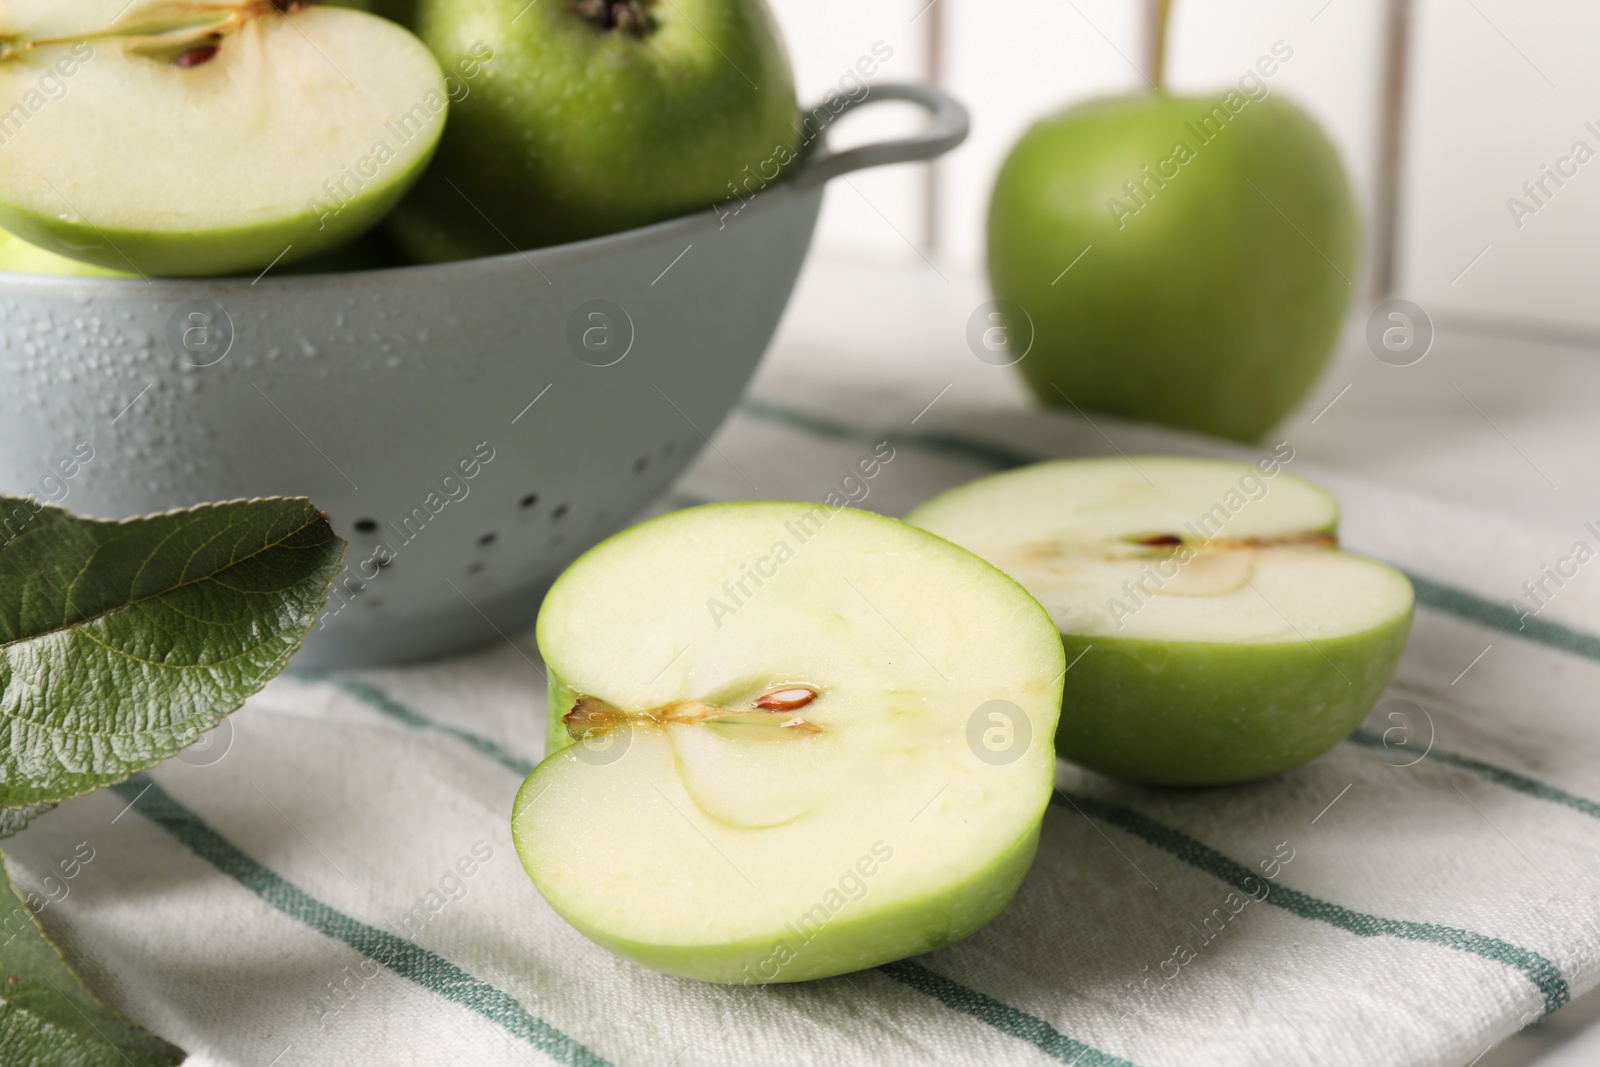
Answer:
[0,84,968,668]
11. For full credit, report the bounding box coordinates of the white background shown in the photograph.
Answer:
[769,0,1600,336]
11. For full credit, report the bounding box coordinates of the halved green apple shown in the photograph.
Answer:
[0,0,446,276]
[908,457,1413,786]
[514,503,1064,983]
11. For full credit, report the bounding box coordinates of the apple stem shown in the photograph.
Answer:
[1150,0,1174,93]
[570,0,654,36]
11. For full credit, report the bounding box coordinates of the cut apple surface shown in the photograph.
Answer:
[514,503,1064,983]
[0,0,447,276]
[908,457,1414,785]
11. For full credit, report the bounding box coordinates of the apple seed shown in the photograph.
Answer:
[752,687,817,712]
[175,44,219,67]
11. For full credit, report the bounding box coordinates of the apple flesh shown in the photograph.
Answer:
[387,0,799,259]
[514,503,1064,983]
[988,92,1360,443]
[0,0,447,276]
[908,458,1413,786]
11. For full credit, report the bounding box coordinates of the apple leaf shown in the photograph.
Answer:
[0,497,344,810]
[0,853,185,1065]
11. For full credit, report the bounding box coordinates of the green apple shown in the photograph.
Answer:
[387,0,799,259]
[908,457,1412,786]
[513,503,1064,983]
[0,227,395,277]
[0,229,130,276]
[0,0,446,276]
[987,80,1360,442]
[277,233,402,274]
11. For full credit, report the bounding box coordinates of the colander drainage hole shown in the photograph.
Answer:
[520,494,539,509]
[552,504,568,520]
[353,518,379,534]
[466,562,486,575]
[633,456,648,474]
[478,532,497,547]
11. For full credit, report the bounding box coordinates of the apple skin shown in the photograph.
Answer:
[988,92,1360,443]
[387,0,799,258]
[1055,609,1411,786]
[0,229,396,278]
[0,230,130,277]
[0,176,420,279]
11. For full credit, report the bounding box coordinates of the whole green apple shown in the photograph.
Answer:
[908,457,1413,786]
[988,89,1360,442]
[388,0,799,259]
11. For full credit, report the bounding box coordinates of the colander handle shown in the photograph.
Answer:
[793,82,970,189]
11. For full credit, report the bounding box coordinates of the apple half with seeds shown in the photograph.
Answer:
[908,457,1413,786]
[513,503,1064,983]
[0,0,446,276]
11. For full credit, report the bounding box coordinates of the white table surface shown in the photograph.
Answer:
[752,253,1600,1067]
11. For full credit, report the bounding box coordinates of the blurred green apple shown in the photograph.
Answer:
[988,83,1360,443]
[387,0,799,259]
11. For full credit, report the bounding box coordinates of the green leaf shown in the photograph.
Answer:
[0,852,184,1065]
[0,497,345,808]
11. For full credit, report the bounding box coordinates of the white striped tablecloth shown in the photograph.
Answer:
[8,388,1598,1067]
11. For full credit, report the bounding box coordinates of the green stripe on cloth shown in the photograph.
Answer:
[737,398,1600,669]
[1346,729,1600,821]
[109,775,610,1067]
[337,679,536,777]
[1053,790,1570,1015]
[335,680,1139,1067]
[1404,572,1600,666]
[740,398,1039,470]
[879,960,1139,1067]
